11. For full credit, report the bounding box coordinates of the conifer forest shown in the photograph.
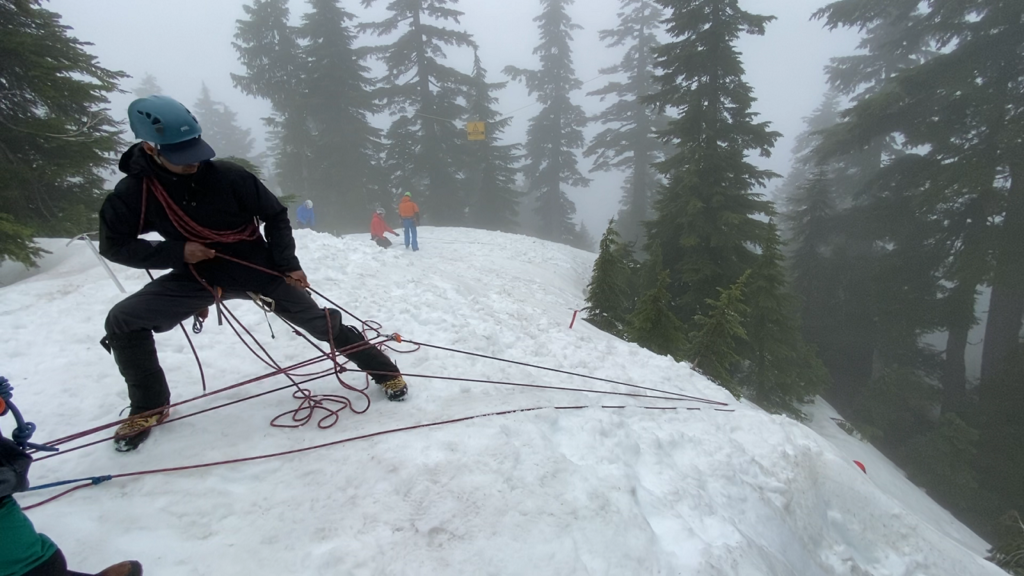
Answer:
[1,0,1022,567]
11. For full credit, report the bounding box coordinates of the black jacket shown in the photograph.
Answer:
[99,143,301,291]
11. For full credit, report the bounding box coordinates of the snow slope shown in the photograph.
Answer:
[0,227,1001,576]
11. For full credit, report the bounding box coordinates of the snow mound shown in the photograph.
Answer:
[0,227,1000,575]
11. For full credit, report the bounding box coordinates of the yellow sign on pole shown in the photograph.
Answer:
[466,121,486,141]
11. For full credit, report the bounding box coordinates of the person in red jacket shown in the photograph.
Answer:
[370,208,400,248]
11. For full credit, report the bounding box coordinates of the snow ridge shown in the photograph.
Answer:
[0,228,999,575]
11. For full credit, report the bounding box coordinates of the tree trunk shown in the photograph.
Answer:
[980,161,1024,399]
[941,311,970,416]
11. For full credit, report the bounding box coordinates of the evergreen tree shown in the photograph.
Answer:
[233,0,305,110]
[782,167,875,413]
[974,344,1024,544]
[634,242,663,302]
[193,83,256,160]
[936,192,991,416]
[816,0,1021,407]
[643,0,779,323]
[987,511,1024,575]
[569,221,596,252]
[0,0,124,266]
[583,220,630,335]
[904,413,980,513]
[626,259,687,358]
[360,0,476,225]
[614,234,642,312]
[840,166,947,451]
[233,0,312,200]
[776,92,842,216]
[785,2,935,416]
[784,168,837,325]
[683,271,750,394]
[584,0,668,246]
[133,73,163,98]
[816,1,934,101]
[300,0,387,232]
[220,156,263,179]
[464,51,521,232]
[0,214,44,268]
[780,98,897,416]
[504,0,591,245]
[812,0,1024,542]
[739,222,829,417]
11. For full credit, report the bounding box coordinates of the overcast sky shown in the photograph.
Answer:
[49,0,859,232]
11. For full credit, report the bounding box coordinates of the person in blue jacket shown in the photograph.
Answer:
[296,200,315,229]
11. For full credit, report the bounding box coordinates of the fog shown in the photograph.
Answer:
[49,0,859,233]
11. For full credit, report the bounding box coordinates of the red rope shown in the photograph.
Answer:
[143,177,260,244]
[35,339,385,456]
[403,340,728,406]
[21,484,91,512]
[133,176,382,427]
[22,405,734,510]
[35,344,725,461]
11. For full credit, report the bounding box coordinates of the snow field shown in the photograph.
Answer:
[0,228,1001,575]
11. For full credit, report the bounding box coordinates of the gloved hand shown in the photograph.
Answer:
[0,436,32,497]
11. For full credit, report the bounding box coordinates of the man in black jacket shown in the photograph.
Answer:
[99,96,408,451]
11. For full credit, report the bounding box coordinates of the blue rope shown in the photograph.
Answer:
[0,375,57,452]
[27,475,113,492]
[0,376,12,406]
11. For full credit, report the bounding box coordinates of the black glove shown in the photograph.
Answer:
[0,436,32,497]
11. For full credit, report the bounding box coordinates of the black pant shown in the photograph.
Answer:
[104,272,399,412]
[373,236,393,249]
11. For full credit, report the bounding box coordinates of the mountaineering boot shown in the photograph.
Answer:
[101,331,171,452]
[332,325,409,401]
[113,408,169,452]
[96,560,144,576]
[377,376,408,401]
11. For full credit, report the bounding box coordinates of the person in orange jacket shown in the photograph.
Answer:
[370,208,399,248]
[397,192,420,251]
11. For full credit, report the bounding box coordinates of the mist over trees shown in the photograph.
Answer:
[360,0,477,226]
[585,0,668,248]
[193,83,256,161]
[132,73,163,98]
[504,0,591,245]
[4,0,1023,557]
[580,0,1023,552]
[463,51,522,232]
[786,0,1024,553]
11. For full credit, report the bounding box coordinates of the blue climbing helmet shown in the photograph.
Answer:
[127,95,216,165]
